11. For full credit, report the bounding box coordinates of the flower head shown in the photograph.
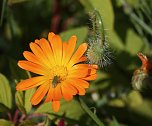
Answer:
[16,32,98,112]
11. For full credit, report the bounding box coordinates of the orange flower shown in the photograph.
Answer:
[16,32,98,112]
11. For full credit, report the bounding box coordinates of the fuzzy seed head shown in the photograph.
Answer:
[86,38,113,67]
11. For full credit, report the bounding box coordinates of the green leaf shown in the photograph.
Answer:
[109,117,121,126]
[60,26,88,49]
[108,99,125,108]
[7,8,22,42]
[91,0,114,30]
[0,0,7,26]
[9,58,30,82]
[18,120,34,126]
[109,31,125,50]
[110,28,150,71]
[126,90,143,108]
[15,91,26,114]
[125,28,149,55]
[79,0,93,11]
[0,119,14,126]
[8,0,29,5]
[127,99,152,125]
[34,102,51,115]
[44,117,50,126]
[0,73,12,109]
[35,98,85,121]
[80,0,114,30]
[0,103,10,112]
[24,88,36,113]
[126,0,139,8]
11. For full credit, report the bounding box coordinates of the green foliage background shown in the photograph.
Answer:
[0,0,152,126]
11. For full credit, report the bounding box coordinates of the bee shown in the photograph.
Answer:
[52,75,59,88]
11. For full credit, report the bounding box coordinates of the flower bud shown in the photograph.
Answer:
[132,53,152,90]
[86,10,113,67]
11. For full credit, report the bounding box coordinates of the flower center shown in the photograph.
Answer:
[50,66,68,88]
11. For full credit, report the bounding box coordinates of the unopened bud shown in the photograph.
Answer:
[132,53,152,91]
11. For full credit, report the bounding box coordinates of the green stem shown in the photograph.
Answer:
[79,97,105,126]
[121,0,152,36]
[129,13,152,36]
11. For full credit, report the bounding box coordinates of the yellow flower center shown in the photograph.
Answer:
[50,66,68,88]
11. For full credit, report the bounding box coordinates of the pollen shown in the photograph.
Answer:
[50,66,68,82]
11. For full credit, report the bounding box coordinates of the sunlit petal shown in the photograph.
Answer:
[36,38,56,66]
[48,32,55,42]
[52,100,60,112]
[62,36,76,65]
[31,82,49,105]
[18,60,48,75]
[23,51,44,66]
[67,43,87,68]
[30,42,50,67]
[16,76,46,90]
[45,86,54,103]
[68,79,86,95]
[53,84,62,100]
[50,35,62,65]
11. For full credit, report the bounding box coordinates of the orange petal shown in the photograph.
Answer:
[74,78,89,88]
[70,64,87,69]
[74,56,87,64]
[31,82,49,105]
[61,42,68,65]
[68,68,88,78]
[52,100,60,112]
[29,42,50,68]
[62,36,77,65]
[16,76,46,90]
[18,60,48,75]
[91,64,98,69]
[62,80,77,95]
[87,68,97,75]
[61,82,74,101]
[82,74,97,80]
[61,88,73,101]
[68,79,86,95]
[88,69,97,75]
[50,35,62,65]
[67,43,87,68]
[70,64,92,70]
[72,64,97,69]
[23,51,44,66]
[45,86,54,103]
[48,32,55,42]
[36,38,56,66]
[53,84,62,101]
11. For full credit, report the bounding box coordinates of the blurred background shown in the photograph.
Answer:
[0,0,152,126]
